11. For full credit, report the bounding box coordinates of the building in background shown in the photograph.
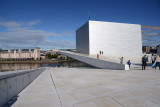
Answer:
[0,47,40,60]
[157,47,160,56]
[150,46,157,53]
[142,46,157,54]
[76,20,142,63]
[51,48,58,54]
[157,45,160,56]
[142,46,151,53]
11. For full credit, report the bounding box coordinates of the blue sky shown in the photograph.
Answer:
[0,0,160,50]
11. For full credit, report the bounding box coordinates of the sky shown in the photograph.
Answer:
[0,0,160,50]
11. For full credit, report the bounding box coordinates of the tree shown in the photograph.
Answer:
[46,53,58,59]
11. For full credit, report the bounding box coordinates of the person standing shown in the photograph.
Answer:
[146,56,149,62]
[154,55,156,62]
[120,57,123,64]
[155,55,160,70]
[142,55,147,70]
[102,51,103,55]
[127,60,131,69]
[99,51,101,55]
[151,54,155,65]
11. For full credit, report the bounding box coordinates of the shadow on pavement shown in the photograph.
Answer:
[4,95,19,107]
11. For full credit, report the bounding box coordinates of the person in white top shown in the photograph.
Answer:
[155,55,160,70]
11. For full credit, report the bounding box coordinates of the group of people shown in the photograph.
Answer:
[119,57,131,68]
[142,54,160,70]
[96,52,160,70]
[119,54,160,70]
[97,51,104,59]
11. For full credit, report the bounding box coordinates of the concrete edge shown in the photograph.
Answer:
[0,68,46,80]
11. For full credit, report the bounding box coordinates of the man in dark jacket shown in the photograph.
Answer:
[142,55,147,70]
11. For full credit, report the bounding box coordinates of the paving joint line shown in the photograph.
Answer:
[48,69,63,107]
[109,96,124,107]
[135,89,160,101]
[92,100,100,107]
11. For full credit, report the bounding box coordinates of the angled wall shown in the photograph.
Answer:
[76,22,89,54]
[0,68,45,107]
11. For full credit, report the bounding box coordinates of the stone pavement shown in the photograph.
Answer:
[10,67,160,107]
[10,68,61,107]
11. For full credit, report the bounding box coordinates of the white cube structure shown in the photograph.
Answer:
[76,20,142,63]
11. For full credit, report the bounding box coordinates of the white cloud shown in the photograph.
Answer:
[142,28,160,46]
[27,20,41,26]
[0,28,75,49]
[62,31,75,36]
[0,20,41,28]
[0,20,75,49]
[0,21,21,28]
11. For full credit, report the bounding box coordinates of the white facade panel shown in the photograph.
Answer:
[89,21,142,57]
[76,22,89,54]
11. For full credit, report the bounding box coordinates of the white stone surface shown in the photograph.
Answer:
[10,68,160,107]
[11,69,61,107]
[76,20,142,63]
[0,79,7,107]
[7,76,18,102]
[0,68,45,107]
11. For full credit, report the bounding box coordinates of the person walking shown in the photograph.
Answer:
[97,53,99,59]
[120,57,123,64]
[127,60,131,69]
[142,55,147,70]
[155,55,160,70]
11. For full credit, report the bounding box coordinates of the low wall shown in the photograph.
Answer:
[59,51,127,70]
[0,68,45,107]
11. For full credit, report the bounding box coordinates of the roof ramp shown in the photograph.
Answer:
[59,51,129,70]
